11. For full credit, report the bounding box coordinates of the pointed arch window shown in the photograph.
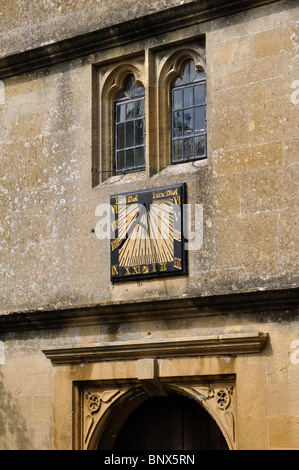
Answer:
[114,74,145,173]
[171,59,206,163]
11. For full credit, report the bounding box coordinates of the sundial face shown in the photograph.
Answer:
[110,183,187,282]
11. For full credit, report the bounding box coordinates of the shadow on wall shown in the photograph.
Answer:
[0,368,33,450]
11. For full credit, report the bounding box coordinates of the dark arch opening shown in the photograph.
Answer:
[112,394,229,451]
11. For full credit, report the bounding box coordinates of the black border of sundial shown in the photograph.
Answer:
[110,183,187,283]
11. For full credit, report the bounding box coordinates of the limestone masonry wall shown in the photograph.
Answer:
[0,1,298,314]
[0,0,298,451]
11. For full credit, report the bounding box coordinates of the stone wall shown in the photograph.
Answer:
[0,0,298,450]
[0,0,298,314]
[0,305,298,449]
[0,0,197,57]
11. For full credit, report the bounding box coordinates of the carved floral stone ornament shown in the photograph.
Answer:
[83,388,122,446]
[183,385,233,411]
[216,387,233,410]
[85,391,101,414]
[172,384,236,448]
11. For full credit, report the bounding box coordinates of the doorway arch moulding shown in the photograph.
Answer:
[80,374,236,450]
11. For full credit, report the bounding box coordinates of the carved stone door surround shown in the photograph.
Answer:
[43,332,268,450]
[76,372,236,450]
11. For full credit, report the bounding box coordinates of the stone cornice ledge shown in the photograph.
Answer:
[42,332,269,365]
[0,0,281,79]
[0,288,298,332]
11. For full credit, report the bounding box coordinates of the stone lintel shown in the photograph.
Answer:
[42,332,269,365]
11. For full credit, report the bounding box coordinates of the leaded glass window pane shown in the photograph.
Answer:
[135,147,145,167]
[115,75,145,173]
[173,111,183,138]
[173,139,183,162]
[171,59,207,163]
[117,151,125,170]
[173,89,183,110]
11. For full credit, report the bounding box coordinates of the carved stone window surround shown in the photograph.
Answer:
[91,39,206,186]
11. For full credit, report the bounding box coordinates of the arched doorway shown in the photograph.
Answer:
[112,394,229,450]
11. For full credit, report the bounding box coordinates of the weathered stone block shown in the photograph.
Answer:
[254,26,295,58]
[284,138,299,164]
[215,213,278,270]
[213,35,253,68]
[269,416,299,449]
